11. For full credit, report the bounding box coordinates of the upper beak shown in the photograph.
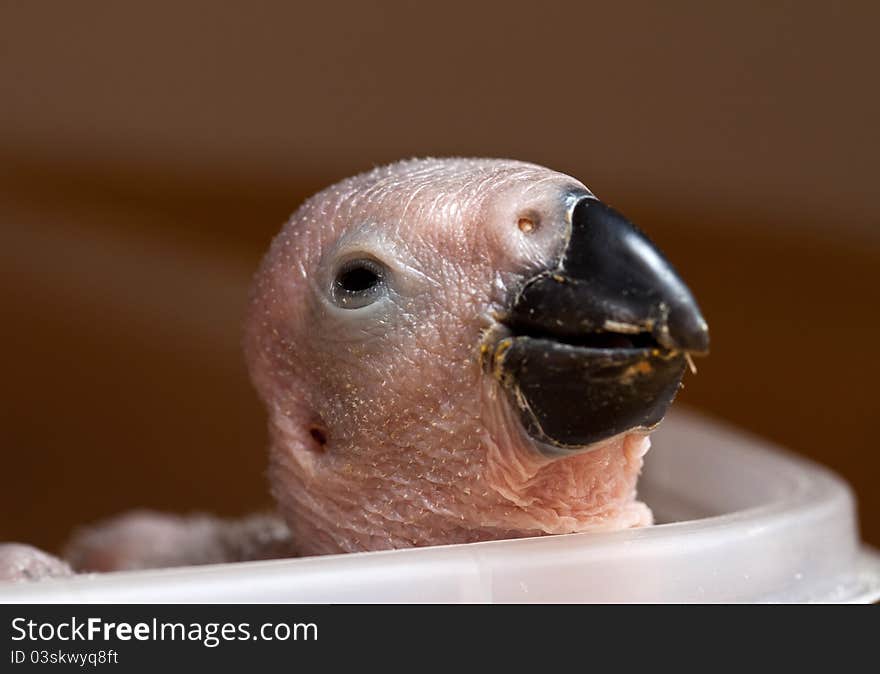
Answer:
[489,196,709,454]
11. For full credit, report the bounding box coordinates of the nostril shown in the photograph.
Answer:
[517,216,537,234]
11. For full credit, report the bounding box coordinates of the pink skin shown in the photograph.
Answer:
[0,158,654,581]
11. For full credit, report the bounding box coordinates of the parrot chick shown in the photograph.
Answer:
[246,157,708,555]
[0,158,708,579]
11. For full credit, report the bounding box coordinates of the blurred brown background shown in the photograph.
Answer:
[1,2,877,551]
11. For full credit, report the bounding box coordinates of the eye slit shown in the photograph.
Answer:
[337,263,380,292]
[331,257,387,308]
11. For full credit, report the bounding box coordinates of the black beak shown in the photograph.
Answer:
[489,197,709,454]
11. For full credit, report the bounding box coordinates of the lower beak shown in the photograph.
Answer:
[489,197,709,454]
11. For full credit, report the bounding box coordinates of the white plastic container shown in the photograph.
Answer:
[2,410,878,603]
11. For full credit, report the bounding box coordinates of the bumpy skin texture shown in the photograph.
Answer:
[0,158,654,580]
